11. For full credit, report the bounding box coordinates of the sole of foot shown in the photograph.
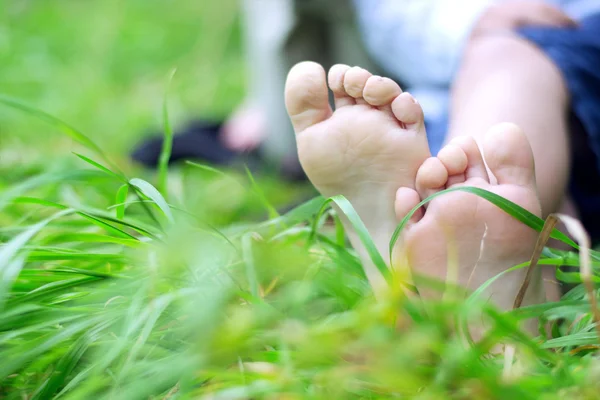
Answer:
[396,123,544,333]
[284,62,431,289]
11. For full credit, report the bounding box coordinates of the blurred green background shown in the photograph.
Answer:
[0,0,244,160]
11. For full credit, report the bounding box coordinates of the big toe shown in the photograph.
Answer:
[483,123,536,188]
[285,62,332,133]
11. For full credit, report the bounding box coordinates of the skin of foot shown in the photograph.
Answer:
[285,62,545,328]
[284,62,431,291]
[396,123,545,329]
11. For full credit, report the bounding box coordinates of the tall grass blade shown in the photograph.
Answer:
[0,317,100,380]
[129,178,174,224]
[0,170,103,212]
[115,184,129,220]
[73,153,126,183]
[0,255,25,311]
[157,68,177,197]
[0,209,72,268]
[391,186,578,264]
[513,215,558,309]
[245,167,279,220]
[310,195,390,285]
[242,234,260,298]
[0,94,120,172]
[555,214,600,346]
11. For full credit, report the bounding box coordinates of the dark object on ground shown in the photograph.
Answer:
[131,120,307,182]
[132,120,236,166]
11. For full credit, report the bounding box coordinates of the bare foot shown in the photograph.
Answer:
[285,62,430,289]
[397,123,545,318]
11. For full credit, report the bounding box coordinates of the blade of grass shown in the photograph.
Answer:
[390,186,578,265]
[513,215,558,309]
[511,299,593,320]
[186,161,237,181]
[8,276,105,307]
[309,195,390,285]
[77,212,141,240]
[332,211,346,247]
[245,167,279,220]
[0,255,26,311]
[32,320,110,400]
[0,94,120,173]
[26,252,126,262]
[253,196,324,234]
[41,233,141,248]
[0,209,72,267]
[242,234,260,298]
[0,316,101,380]
[555,214,600,348]
[0,169,104,212]
[130,178,174,224]
[80,212,160,241]
[73,153,126,183]
[115,184,129,220]
[116,294,174,382]
[542,331,600,349]
[157,68,177,198]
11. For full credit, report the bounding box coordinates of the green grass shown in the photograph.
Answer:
[2,111,600,398]
[2,2,600,399]
[0,0,244,157]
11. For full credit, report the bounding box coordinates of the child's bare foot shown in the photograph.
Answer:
[285,62,430,288]
[397,123,545,315]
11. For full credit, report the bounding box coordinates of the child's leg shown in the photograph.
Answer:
[447,34,570,217]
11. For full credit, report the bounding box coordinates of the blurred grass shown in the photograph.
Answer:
[0,0,244,157]
[0,0,310,253]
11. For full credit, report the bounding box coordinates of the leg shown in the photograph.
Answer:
[447,34,570,218]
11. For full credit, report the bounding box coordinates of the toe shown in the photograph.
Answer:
[285,62,333,133]
[343,66,372,102]
[391,92,425,130]
[483,123,536,187]
[437,144,468,176]
[449,136,490,182]
[416,157,448,201]
[363,76,402,107]
[328,64,354,108]
[395,187,423,226]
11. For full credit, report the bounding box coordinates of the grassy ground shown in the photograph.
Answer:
[2,1,600,399]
